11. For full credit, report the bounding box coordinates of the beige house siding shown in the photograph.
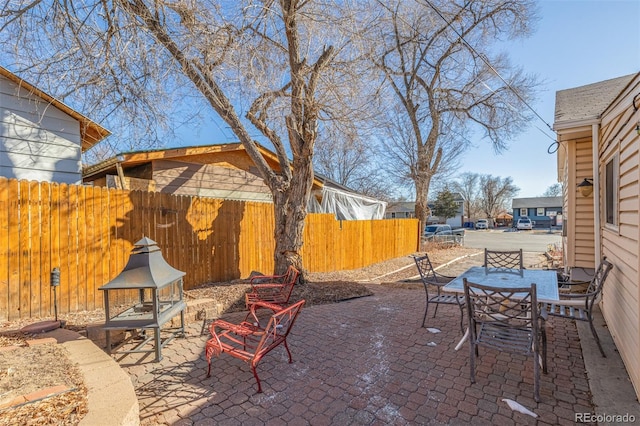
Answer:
[573,138,595,268]
[152,159,272,201]
[598,76,640,400]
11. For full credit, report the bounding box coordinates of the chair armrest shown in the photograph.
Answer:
[210,319,261,336]
[433,270,456,280]
[249,282,285,292]
[558,280,590,294]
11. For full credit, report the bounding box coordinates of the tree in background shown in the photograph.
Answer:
[313,127,394,201]
[371,0,540,230]
[478,175,519,220]
[451,172,482,221]
[542,183,562,197]
[432,189,460,223]
[0,1,378,274]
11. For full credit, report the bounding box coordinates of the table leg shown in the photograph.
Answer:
[454,328,469,351]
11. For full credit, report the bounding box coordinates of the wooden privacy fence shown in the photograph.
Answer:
[0,177,419,320]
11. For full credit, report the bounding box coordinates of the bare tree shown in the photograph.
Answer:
[313,126,394,200]
[370,0,540,230]
[0,0,377,273]
[478,175,519,220]
[542,183,562,197]
[451,172,482,221]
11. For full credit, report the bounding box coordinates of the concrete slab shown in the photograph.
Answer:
[577,306,640,425]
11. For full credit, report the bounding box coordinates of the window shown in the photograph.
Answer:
[536,207,545,216]
[605,155,618,226]
[520,208,527,217]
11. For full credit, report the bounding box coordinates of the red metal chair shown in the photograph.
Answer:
[245,265,299,323]
[205,299,305,393]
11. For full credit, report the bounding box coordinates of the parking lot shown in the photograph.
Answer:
[463,228,561,252]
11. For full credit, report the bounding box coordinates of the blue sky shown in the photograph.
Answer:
[175,0,640,199]
[459,0,640,197]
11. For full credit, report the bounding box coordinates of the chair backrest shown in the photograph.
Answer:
[464,279,538,327]
[280,266,300,301]
[463,279,539,350]
[414,254,448,285]
[256,299,306,356]
[484,249,523,270]
[586,257,614,301]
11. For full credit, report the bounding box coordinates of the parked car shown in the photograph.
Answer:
[475,219,489,230]
[516,217,533,230]
[423,224,465,244]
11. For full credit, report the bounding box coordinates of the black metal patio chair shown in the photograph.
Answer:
[413,254,465,333]
[484,248,524,271]
[541,257,613,357]
[464,279,548,402]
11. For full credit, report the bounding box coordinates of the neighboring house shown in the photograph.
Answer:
[554,71,640,400]
[83,143,386,220]
[385,201,416,219]
[511,196,563,228]
[385,194,465,227]
[0,66,110,184]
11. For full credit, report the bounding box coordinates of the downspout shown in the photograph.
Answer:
[592,124,601,265]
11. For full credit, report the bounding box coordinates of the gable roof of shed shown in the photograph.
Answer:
[0,65,110,151]
[554,74,636,127]
[83,142,326,189]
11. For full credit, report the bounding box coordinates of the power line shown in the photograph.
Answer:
[419,0,556,136]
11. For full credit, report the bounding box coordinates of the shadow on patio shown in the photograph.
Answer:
[121,282,595,425]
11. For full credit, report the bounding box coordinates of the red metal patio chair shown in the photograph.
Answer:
[205,299,305,393]
[245,265,299,323]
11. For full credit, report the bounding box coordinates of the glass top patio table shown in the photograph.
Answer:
[443,266,559,302]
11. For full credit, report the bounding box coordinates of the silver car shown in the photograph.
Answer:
[516,217,533,230]
[475,219,489,230]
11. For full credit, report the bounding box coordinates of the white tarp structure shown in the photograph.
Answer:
[308,186,386,220]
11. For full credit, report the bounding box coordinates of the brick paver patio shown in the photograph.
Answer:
[121,282,593,425]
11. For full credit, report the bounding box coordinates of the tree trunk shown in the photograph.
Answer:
[415,179,430,232]
[272,154,314,277]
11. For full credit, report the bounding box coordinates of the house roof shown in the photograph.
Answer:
[512,196,562,208]
[554,74,637,129]
[385,202,415,213]
[0,65,110,151]
[83,142,327,188]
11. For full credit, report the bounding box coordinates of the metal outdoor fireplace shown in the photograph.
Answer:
[99,237,186,362]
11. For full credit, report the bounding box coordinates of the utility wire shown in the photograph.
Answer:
[419,0,556,137]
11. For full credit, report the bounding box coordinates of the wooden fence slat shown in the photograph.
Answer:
[39,182,51,317]
[49,183,61,318]
[58,184,71,314]
[28,181,42,318]
[19,180,31,318]
[84,186,96,311]
[96,186,110,308]
[68,184,80,313]
[0,179,9,320]
[7,180,20,320]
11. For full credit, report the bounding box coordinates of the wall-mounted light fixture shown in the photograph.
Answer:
[577,178,594,197]
[636,120,640,136]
